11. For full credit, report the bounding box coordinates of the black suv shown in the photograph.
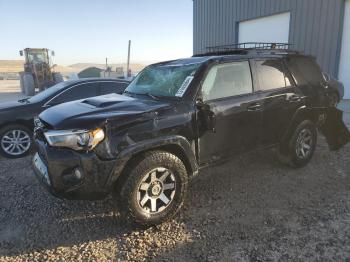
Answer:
[32,44,350,226]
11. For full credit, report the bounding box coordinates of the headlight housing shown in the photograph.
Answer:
[44,128,105,151]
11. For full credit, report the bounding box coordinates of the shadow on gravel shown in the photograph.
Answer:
[1,139,350,260]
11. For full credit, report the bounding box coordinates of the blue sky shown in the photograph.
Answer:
[0,0,193,65]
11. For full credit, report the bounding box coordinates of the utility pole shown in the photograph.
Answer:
[127,40,131,77]
[105,57,108,77]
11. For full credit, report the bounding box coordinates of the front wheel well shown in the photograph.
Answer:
[113,144,196,193]
[0,120,33,132]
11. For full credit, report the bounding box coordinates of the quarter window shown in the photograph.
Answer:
[202,61,253,101]
[256,60,287,90]
[286,57,324,86]
[100,81,129,95]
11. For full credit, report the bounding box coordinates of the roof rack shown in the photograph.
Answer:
[195,42,299,57]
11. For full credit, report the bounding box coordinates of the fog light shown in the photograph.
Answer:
[74,168,83,180]
[62,168,84,186]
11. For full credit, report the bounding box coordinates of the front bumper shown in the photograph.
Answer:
[32,138,117,200]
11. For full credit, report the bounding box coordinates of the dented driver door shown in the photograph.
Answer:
[196,60,263,165]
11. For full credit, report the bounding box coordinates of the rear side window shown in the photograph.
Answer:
[50,82,99,105]
[202,61,253,101]
[100,81,128,95]
[255,59,287,91]
[286,56,323,86]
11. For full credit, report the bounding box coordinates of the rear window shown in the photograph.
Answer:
[286,56,323,86]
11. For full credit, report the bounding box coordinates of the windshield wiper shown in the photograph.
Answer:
[142,93,160,100]
[124,90,160,100]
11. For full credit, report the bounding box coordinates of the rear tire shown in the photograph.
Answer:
[278,120,317,168]
[23,73,35,96]
[116,151,188,226]
[0,124,33,158]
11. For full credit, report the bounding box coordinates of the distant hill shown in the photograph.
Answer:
[69,63,146,73]
[0,60,146,74]
[0,60,78,74]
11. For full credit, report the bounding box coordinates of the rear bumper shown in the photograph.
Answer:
[32,138,117,200]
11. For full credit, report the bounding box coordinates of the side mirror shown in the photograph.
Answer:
[51,51,55,56]
[19,50,23,56]
[196,99,216,133]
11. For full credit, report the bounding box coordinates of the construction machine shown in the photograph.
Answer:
[19,48,63,96]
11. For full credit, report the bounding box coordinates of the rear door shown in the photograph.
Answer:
[198,60,263,165]
[252,58,304,146]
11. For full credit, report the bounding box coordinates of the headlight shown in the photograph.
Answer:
[44,128,105,151]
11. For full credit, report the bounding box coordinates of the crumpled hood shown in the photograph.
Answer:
[39,93,171,129]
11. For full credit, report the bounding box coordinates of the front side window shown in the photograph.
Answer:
[28,81,70,103]
[125,63,201,97]
[50,83,99,105]
[255,59,287,91]
[202,61,253,101]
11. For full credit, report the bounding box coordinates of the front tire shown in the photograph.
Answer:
[278,120,317,168]
[0,124,33,158]
[116,151,188,226]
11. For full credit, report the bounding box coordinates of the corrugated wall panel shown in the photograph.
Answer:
[193,0,345,76]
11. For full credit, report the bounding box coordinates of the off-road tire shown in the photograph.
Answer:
[23,73,35,96]
[52,73,64,84]
[278,120,317,168]
[0,124,33,159]
[116,151,188,226]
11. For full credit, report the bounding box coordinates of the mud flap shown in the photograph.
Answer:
[320,107,350,151]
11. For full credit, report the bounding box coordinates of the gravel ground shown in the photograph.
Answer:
[0,133,350,261]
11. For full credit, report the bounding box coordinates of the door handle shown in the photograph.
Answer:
[247,103,262,111]
[286,94,302,102]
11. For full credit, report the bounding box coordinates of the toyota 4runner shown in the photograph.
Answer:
[32,43,350,226]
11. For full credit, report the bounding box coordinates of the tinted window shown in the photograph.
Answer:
[286,56,323,86]
[50,82,99,104]
[28,81,71,103]
[100,81,128,95]
[256,59,286,91]
[202,61,253,101]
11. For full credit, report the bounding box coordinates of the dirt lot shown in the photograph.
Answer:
[0,133,349,261]
[0,80,27,103]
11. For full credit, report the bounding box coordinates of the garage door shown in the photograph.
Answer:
[239,12,291,44]
[339,0,350,99]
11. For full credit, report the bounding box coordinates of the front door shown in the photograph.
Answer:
[197,60,263,165]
